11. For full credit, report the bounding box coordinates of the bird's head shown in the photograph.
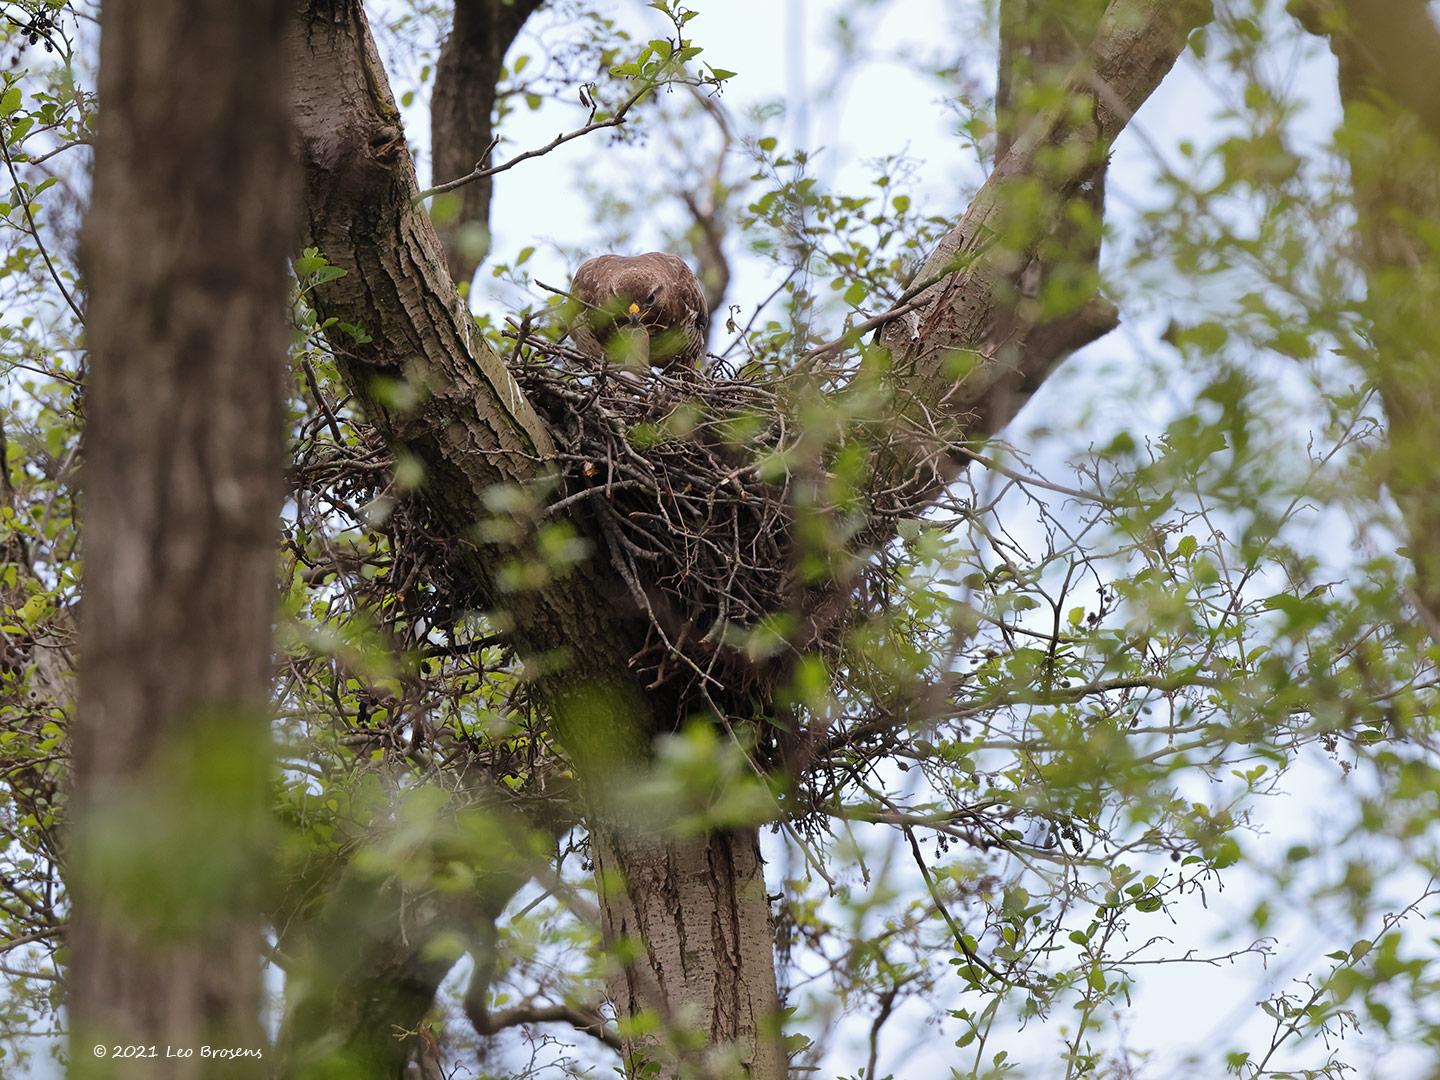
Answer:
[608,272,663,330]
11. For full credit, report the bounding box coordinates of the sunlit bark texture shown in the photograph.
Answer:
[592,827,783,1077]
[70,0,295,1074]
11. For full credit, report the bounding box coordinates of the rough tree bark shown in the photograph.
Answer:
[281,1,1210,1075]
[590,827,782,1077]
[70,0,295,1073]
[1297,0,1440,632]
[287,0,642,704]
[431,0,543,287]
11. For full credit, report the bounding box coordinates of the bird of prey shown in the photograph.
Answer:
[567,252,709,370]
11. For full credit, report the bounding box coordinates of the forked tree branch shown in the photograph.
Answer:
[280,1,1213,1072]
[878,0,1211,477]
[421,81,657,206]
[463,984,622,1054]
[287,0,1207,712]
[782,0,1210,663]
[785,0,1210,656]
[285,16,786,1070]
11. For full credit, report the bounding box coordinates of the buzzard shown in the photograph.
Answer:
[568,252,709,370]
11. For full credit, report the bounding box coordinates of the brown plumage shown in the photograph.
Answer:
[568,252,709,369]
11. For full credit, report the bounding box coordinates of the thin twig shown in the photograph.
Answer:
[415,81,661,204]
[0,121,85,325]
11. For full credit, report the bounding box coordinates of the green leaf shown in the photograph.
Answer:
[293,249,329,276]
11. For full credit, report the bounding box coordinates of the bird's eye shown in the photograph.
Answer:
[645,289,658,305]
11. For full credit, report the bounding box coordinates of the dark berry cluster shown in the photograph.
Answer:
[5,4,61,58]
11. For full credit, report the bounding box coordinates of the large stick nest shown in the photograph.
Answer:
[507,336,827,713]
[291,328,932,728]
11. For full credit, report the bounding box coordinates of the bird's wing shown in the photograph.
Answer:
[644,252,709,353]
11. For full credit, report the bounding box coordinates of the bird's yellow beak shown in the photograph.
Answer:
[627,302,641,316]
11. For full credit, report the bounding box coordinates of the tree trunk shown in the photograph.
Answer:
[285,0,661,700]
[592,826,783,1079]
[70,0,294,1073]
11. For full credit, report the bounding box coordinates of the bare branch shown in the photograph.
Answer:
[464,994,622,1054]
[420,81,655,204]
[0,122,84,325]
[0,961,60,983]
